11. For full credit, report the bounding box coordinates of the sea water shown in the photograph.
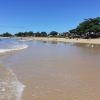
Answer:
[0,38,28,53]
[0,66,25,100]
[0,38,28,100]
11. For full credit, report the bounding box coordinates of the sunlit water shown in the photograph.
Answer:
[0,39,100,100]
[0,66,25,100]
[0,38,28,100]
[0,38,28,53]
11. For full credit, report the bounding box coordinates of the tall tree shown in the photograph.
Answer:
[40,32,47,37]
[69,17,100,38]
[1,32,13,37]
[49,31,58,37]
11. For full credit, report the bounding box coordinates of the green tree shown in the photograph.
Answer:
[24,31,34,37]
[15,31,34,37]
[15,32,24,37]
[1,32,13,37]
[69,17,100,38]
[49,31,58,37]
[41,32,47,37]
[34,32,41,37]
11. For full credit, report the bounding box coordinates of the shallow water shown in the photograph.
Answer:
[0,65,25,100]
[1,40,100,100]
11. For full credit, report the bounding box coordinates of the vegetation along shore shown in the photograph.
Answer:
[0,17,100,44]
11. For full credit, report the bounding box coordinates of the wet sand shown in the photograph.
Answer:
[1,41,100,100]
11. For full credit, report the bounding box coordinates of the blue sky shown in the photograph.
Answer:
[0,0,100,34]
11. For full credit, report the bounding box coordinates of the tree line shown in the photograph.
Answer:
[69,17,100,39]
[0,31,66,38]
[0,17,100,39]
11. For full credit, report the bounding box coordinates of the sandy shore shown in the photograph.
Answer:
[20,37,100,45]
[1,38,100,100]
[1,36,100,44]
[0,37,100,44]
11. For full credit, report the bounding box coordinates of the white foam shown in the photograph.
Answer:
[8,69,26,100]
[9,69,26,100]
[12,81,25,100]
[0,81,25,100]
[0,44,28,53]
[0,67,26,100]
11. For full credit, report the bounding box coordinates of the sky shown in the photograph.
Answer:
[0,0,100,34]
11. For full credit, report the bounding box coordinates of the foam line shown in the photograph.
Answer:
[0,44,28,53]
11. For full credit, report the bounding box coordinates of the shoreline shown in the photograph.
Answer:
[1,37,100,45]
[21,37,100,45]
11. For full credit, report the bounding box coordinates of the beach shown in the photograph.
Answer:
[20,37,100,45]
[1,37,100,45]
[0,0,100,99]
